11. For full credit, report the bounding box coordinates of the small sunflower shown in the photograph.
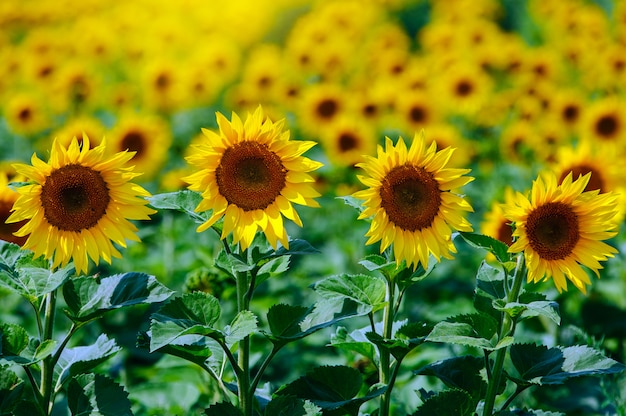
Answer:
[184,106,323,250]
[7,136,155,274]
[503,173,619,294]
[352,133,474,269]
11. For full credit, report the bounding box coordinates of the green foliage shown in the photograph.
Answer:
[411,389,475,416]
[54,334,122,387]
[67,373,132,416]
[275,365,385,416]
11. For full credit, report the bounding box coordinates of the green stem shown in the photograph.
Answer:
[378,276,396,416]
[40,291,57,416]
[250,345,281,395]
[482,254,526,416]
[236,269,252,416]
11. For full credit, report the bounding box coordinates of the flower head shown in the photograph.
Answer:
[184,106,323,250]
[7,136,155,274]
[352,133,474,269]
[503,173,619,293]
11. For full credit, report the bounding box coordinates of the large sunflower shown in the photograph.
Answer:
[184,106,323,250]
[503,173,618,294]
[352,133,474,269]
[7,136,155,274]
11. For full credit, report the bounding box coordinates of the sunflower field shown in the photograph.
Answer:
[1,0,626,415]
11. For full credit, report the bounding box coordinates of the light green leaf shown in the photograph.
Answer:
[312,274,386,314]
[426,313,500,350]
[0,323,29,359]
[63,272,174,321]
[149,292,223,352]
[33,339,58,362]
[215,250,255,277]
[55,334,121,387]
[475,261,506,300]
[336,195,365,213]
[224,310,258,346]
[458,232,511,263]
[148,190,208,223]
[495,300,561,325]
[330,326,377,364]
[67,373,132,416]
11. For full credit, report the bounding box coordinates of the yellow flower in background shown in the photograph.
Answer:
[184,106,323,250]
[503,173,618,294]
[481,188,516,247]
[0,171,27,247]
[7,136,155,274]
[352,133,474,269]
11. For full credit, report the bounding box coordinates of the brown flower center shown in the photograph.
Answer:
[497,220,513,246]
[216,141,286,211]
[455,79,474,97]
[121,130,146,156]
[526,202,579,260]
[595,114,619,139]
[316,98,338,119]
[379,164,441,232]
[40,164,110,231]
[409,105,427,123]
[562,104,579,123]
[559,166,604,192]
[338,132,358,152]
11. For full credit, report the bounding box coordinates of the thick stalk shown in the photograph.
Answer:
[378,278,396,416]
[236,270,252,416]
[40,291,57,416]
[482,254,526,416]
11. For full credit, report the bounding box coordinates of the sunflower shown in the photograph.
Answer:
[503,173,619,294]
[184,106,323,250]
[6,135,155,274]
[581,96,626,147]
[0,171,27,246]
[352,133,474,269]
[481,188,516,247]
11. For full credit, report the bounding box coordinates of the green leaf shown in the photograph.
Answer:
[330,326,377,364]
[273,239,320,257]
[265,396,322,416]
[203,402,243,416]
[149,292,223,352]
[458,232,511,263]
[33,339,57,362]
[55,334,121,387]
[312,274,386,314]
[415,356,487,400]
[275,365,385,416]
[148,190,208,223]
[0,241,27,269]
[67,373,132,416]
[16,263,74,301]
[336,195,365,213]
[366,321,433,361]
[0,323,29,359]
[411,389,475,416]
[495,300,560,325]
[497,409,565,416]
[0,365,26,415]
[266,304,310,340]
[255,256,291,288]
[224,310,258,346]
[63,272,174,321]
[426,313,501,350]
[510,343,626,386]
[138,331,220,368]
[475,261,507,300]
[215,250,255,277]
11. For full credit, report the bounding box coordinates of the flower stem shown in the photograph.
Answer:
[236,269,252,416]
[40,290,57,416]
[482,254,526,416]
[378,276,396,416]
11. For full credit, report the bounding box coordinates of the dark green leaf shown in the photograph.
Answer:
[138,331,220,368]
[273,239,320,257]
[275,365,385,416]
[63,272,174,321]
[265,396,322,416]
[67,373,132,416]
[55,334,121,387]
[497,409,565,415]
[203,402,243,416]
[148,190,208,223]
[510,343,626,385]
[266,304,310,340]
[312,274,386,314]
[0,365,26,415]
[415,356,487,400]
[366,321,433,361]
[459,232,511,263]
[149,292,223,352]
[0,323,29,358]
[410,389,475,416]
